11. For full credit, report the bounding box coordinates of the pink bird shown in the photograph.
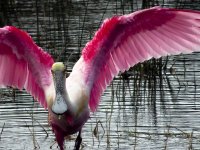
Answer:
[1,6,200,150]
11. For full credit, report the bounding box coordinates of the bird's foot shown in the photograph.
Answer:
[74,131,82,150]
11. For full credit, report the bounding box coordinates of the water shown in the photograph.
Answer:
[1,0,200,149]
[2,56,200,150]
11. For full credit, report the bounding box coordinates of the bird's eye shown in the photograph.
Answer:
[51,70,54,74]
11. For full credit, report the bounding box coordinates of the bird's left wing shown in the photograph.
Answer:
[0,26,54,108]
[70,6,200,112]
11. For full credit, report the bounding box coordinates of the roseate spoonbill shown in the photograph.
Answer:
[1,6,200,149]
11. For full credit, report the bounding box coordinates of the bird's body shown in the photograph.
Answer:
[1,6,200,149]
[48,105,89,149]
[48,61,90,149]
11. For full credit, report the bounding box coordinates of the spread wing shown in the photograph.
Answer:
[0,26,54,108]
[70,6,200,112]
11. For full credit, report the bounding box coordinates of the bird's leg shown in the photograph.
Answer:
[74,130,82,150]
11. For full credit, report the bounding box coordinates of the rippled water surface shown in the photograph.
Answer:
[1,0,200,150]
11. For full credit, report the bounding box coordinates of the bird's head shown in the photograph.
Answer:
[51,62,65,72]
[51,62,69,115]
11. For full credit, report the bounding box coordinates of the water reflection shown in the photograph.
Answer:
[88,57,200,149]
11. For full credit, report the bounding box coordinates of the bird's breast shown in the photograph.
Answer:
[48,107,90,135]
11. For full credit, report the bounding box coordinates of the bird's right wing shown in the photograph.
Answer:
[70,6,200,112]
[0,26,54,108]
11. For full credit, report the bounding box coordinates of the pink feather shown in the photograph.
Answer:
[0,26,54,108]
[71,6,200,112]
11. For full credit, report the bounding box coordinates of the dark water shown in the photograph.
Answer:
[1,0,200,149]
